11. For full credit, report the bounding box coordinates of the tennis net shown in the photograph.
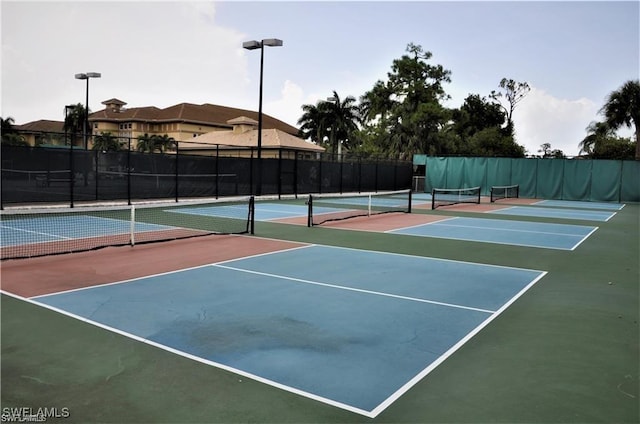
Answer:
[307,189,412,227]
[431,187,481,209]
[490,184,519,202]
[0,196,254,260]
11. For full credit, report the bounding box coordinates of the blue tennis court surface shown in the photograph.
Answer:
[0,215,170,247]
[532,200,625,210]
[32,245,545,417]
[389,217,597,250]
[169,203,342,222]
[489,206,616,222]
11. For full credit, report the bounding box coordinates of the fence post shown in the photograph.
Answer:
[215,144,220,199]
[294,152,299,199]
[127,137,132,206]
[278,148,282,199]
[175,142,179,202]
[94,148,99,201]
[318,155,323,194]
[375,159,379,193]
[69,142,74,208]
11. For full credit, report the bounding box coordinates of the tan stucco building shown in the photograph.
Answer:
[14,99,323,157]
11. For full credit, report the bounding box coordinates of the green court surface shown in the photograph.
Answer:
[1,200,638,423]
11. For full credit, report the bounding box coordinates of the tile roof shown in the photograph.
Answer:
[14,120,64,133]
[89,101,298,135]
[184,128,324,153]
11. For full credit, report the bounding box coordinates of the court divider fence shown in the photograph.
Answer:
[1,139,413,208]
[414,156,640,202]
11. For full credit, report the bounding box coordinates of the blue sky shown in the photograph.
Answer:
[1,1,638,156]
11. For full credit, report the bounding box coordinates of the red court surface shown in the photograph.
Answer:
[0,236,305,298]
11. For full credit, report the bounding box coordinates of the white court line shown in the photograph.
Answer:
[17,242,546,417]
[30,242,315,299]
[570,226,600,251]
[369,270,548,417]
[0,224,72,241]
[214,263,496,314]
[386,217,458,233]
[1,289,374,418]
[427,221,593,237]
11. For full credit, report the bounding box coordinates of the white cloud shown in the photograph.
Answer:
[263,80,306,127]
[513,87,598,157]
[1,1,251,122]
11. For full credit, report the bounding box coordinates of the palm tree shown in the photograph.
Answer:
[579,122,614,156]
[137,133,176,153]
[64,103,86,147]
[600,80,639,160]
[1,116,28,146]
[136,133,154,152]
[325,91,360,156]
[1,116,16,134]
[298,91,360,157]
[92,132,121,152]
[298,102,330,146]
[152,134,177,153]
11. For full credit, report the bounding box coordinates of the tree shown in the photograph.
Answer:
[324,91,360,155]
[1,116,16,134]
[538,142,565,158]
[297,102,329,146]
[298,91,360,156]
[1,116,28,146]
[360,43,452,158]
[136,133,154,152]
[137,133,176,153]
[454,94,506,137]
[599,79,639,160]
[579,122,634,159]
[490,78,531,134]
[63,103,86,147]
[153,134,177,153]
[579,121,614,156]
[92,132,122,152]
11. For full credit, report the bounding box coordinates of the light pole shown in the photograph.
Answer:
[75,72,101,149]
[326,96,341,159]
[65,104,76,207]
[242,38,282,196]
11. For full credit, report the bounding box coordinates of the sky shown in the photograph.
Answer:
[1,1,638,157]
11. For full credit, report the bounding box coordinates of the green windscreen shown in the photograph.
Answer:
[424,157,639,202]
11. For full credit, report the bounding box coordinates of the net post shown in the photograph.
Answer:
[367,194,372,216]
[249,196,255,235]
[431,189,436,210]
[307,195,313,227]
[130,205,136,246]
[408,189,412,213]
[476,186,481,204]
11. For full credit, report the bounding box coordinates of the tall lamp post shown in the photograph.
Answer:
[65,105,76,207]
[242,38,282,196]
[326,96,341,159]
[74,72,101,150]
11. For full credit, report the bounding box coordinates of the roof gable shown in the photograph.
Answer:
[14,120,64,133]
[90,101,298,135]
[187,128,324,152]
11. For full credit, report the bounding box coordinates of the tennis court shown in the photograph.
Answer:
[1,192,638,423]
[17,244,544,417]
[1,215,176,247]
[389,217,598,250]
[532,200,625,210]
[488,205,617,221]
